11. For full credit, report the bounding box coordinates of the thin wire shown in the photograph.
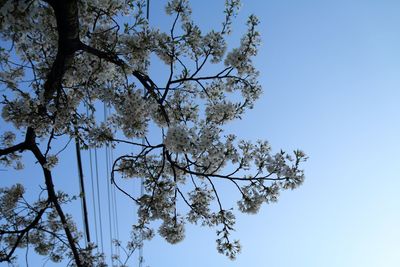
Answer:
[139,2,150,266]
[104,104,115,265]
[89,146,99,251]
[146,0,150,20]
[78,152,88,248]
[94,148,104,253]
[87,106,99,250]
[75,137,91,245]
[106,103,120,261]
[111,148,120,255]
[139,135,145,267]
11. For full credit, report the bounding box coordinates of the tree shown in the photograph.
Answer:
[0,0,306,265]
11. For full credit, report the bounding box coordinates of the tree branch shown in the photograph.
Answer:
[25,128,84,267]
[0,127,34,157]
[42,0,81,103]
[0,206,48,263]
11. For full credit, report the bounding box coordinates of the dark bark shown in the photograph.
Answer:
[43,0,81,103]
[27,128,84,266]
[0,127,34,156]
[0,206,47,263]
[0,0,87,265]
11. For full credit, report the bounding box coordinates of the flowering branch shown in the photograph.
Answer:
[0,0,306,264]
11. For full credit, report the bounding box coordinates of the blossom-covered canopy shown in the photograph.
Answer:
[0,0,306,265]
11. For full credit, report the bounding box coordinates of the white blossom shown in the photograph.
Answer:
[87,122,114,148]
[165,0,192,22]
[187,187,214,225]
[202,31,227,63]
[164,124,191,153]
[158,216,185,244]
[1,131,15,146]
[206,101,237,123]
[0,0,306,264]
[43,155,58,170]
[114,90,155,138]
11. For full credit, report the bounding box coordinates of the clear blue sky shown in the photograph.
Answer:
[2,0,400,266]
[143,0,400,266]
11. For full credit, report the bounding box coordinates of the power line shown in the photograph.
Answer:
[87,107,99,251]
[139,2,150,266]
[94,148,105,253]
[104,104,115,266]
[88,146,99,251]
[75,131,91,245]
[146,0,150,20]
[110,148,120,256]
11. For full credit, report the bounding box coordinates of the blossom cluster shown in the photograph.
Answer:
[0,186,84,264]
[0,131,22,169]
[0,0,307,264]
